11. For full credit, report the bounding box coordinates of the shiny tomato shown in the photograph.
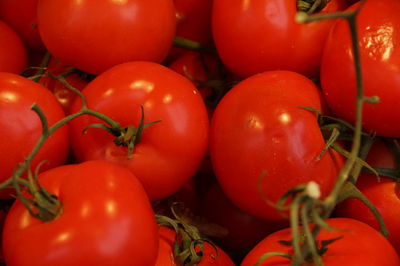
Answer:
[37,0,176,74]
[155,226,235,266]
[241,218,400,265]
[0,0,45,51]
[0,73,69,198]
[69,61,209,201]
[210,71,342,221]
[335,141,400,253]
[0,21,27,73]
[212,0,347,78]
[321,0,400,137]
[3,160,159,265]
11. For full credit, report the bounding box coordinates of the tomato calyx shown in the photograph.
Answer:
[84,105,161,159]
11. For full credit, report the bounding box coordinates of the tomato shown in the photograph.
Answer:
[0,73,69,198]
[69,61,209,201]
[0,0,45,51]
[155,226,235,266]
[212,0,347,78]
[241,218,400,265]
[199,183,287,258]
[0,21,27,73]
[37,0,176,75]
[3,160,159,265]
[321,0,400,137]
[210,71,342,221]
[335,140,400,253]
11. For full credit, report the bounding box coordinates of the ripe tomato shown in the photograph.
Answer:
[0,0,45,51]
[69,61,209,201]
[0,21,27,73]
[210,71,342,221]
[37,0,176,74]
[155,226,235,266]
[241,218,400,265]
[335,140,400,253]
[212,0,347,78]
[0,73,69,198]
[3,160,159,265]
[321,0,400,137]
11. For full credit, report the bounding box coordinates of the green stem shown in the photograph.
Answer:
[173,37,216,54]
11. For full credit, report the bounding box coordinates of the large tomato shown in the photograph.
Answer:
[321,0,400,137]
[0,21,27,73]
[69,61,209,201]
[37,0,176,74]
[212,0,347,78]
[3,160,159,265]
[0,73,69,198]
[155,226,235,266]
[335,140,400,253]
[0,0,45,51]
[210,71,342,221]
[241,218,400,265]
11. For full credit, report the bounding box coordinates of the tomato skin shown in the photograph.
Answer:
[0,21,27,73]
[335,141,400,253]
[210,71,342,221]
[155,226,235,266]
[69,61,209,201]
[0,73,69,198]
[212,0,346,78]
[37,0,176,74]
[0,0,45,51]
[3,160,159,266]
[241,218,400,265]
[321,0,400,137]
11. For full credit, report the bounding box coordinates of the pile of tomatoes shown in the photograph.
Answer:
[0,0,399,265]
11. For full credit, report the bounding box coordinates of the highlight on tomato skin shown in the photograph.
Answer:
[241,218,400,266]
[320,0,400,138]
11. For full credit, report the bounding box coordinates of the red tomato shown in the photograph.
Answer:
[155,226,235,266]
[37,0,176,74]
[3,160,159,265]
[69,61,209,201]
[0,0,45,51]
[212,0,347,78]
[0,21,27,73]
[241,218,400,265]
[0,73,69,198]
[210,71,342,221]
[335,141,400,253]
[321,0,400,137]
